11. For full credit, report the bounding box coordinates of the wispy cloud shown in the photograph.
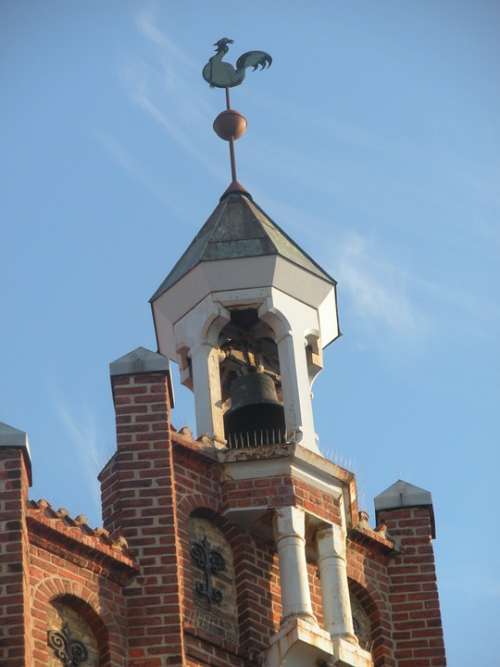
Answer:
[334,231,428,338]
[255,193,429,341]
[117,7,225,182]
[252,192,500,345]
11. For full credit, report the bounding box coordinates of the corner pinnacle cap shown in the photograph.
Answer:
[0,421,32,484]
[110,347,174,407]
[109,346,170,377]
[374,479,435,537]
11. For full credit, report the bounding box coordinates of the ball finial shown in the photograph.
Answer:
[213,109,247,142]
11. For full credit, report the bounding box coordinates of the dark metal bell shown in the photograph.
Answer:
[224,372,286,445]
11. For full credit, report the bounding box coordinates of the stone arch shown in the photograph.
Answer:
[348,576,393,667]
[31,576,123,667]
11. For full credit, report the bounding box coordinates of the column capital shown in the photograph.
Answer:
[274,505,306,542]
[316,523,346,560]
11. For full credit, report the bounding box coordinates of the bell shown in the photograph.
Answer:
[224,372,285,445]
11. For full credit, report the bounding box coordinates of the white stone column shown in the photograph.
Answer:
[189,342,225,442]
[274,506,315,623]
[316,524,357,642]
[276,332,317,451]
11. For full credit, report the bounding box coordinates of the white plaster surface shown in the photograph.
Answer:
[155,279,335,452]
[151,255,338,359]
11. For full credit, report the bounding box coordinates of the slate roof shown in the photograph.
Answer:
[150,190,335,302]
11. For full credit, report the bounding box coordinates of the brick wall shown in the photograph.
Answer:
[347,539,394,667]
[0,448,31,666]
[380,507,446,667]
[1,365,446,667]
[100,370,185,667]
[29,539,130,666]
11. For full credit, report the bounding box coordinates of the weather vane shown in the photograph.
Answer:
[202,38,272,188]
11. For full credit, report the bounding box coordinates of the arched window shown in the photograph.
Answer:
[218,308,285,448]
[189,515,239,645]
[47,597,100,666]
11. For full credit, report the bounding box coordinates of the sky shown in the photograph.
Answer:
[2,1,499,664]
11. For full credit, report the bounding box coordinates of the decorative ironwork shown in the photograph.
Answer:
[191,536,226,605]
[202,38,272,185]
[47,623,89,666]
[202,38,272,89]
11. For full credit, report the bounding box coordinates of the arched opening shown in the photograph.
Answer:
[188,512,239,645]
[348,580,381,658]
[218,307,285,447]
[47,595,108,666]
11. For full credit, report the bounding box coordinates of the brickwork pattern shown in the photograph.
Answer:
[29,550,128,665]
[381,507,446,667]
[347,539,394,667]
[0,363,447,667]
[100,371,185,667]
[0,449,31,666]
[174,448,280,665]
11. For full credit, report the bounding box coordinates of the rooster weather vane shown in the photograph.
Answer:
[202,37,272,89]
[202,38,272,186]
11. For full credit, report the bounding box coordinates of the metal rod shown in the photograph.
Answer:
[224,87,238,183]
[228,138,237,182]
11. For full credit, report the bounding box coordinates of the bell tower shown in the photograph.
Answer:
[143,39,446,667]
[150,185,339,452]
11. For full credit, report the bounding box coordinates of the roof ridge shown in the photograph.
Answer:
[248,197,336,285]
[150,197,229,302]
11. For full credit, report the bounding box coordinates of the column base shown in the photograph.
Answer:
[264,618,373,667]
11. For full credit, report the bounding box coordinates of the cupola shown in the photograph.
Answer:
[150,188,339,453]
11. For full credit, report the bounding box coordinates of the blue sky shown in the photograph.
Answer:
[2,2,499,664]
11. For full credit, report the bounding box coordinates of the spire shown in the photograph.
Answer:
[202,37,272,191]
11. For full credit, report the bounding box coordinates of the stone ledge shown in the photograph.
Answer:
[265,617,333,666]
[265,618,374,667]
[332,636,373,667]
[348,524,395,554]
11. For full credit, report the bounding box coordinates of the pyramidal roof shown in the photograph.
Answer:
[374,479,435,538]
[374,479,433,511]
[110,346,170,377]
[150,189,335,302]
